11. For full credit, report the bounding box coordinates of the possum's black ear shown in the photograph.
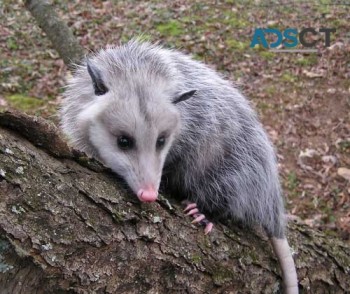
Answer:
[173,90,197,104]
[87,59,109,96]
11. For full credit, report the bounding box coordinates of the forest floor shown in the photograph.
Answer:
[1,0,349,241]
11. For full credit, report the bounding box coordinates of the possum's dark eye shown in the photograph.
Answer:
[117,135,134,150]
[156,136,166,150]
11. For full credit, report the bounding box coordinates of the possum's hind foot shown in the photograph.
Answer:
[183,202,214,234]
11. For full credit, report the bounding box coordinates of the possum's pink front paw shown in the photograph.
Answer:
[182,201,214,234]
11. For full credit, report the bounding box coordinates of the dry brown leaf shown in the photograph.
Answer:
[337,167,350,181]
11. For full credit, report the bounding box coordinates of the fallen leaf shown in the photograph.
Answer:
[337,167,350,181]
[299,148,318,158]
[0,95,8,106]
[302,70,323,78]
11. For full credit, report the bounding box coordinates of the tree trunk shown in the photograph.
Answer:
[0,111,349,293]
[24,0,84,70]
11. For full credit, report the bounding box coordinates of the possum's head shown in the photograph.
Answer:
[63,46,196,202]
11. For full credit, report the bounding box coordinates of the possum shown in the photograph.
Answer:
[60,40,298,293]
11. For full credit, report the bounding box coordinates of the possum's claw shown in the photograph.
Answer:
[186,208,199,216]
[204,222,214,234]
[182,201,214,234]
[184,203,197,212]
[192,214,206,223]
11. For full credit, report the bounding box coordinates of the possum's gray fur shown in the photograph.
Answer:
[60,40,298,293]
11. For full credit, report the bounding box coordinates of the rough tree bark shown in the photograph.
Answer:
[0,112,349,293]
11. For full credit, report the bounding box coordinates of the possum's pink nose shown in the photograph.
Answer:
[137,187,158,202]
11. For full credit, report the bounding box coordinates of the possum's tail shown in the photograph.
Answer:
[271,237,298,294]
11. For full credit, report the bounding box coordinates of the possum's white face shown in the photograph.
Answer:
[81,96,179,202]
[71,59,196,202]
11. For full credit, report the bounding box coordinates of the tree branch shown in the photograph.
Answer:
[0,111,349,293]
[24,0,84,69]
